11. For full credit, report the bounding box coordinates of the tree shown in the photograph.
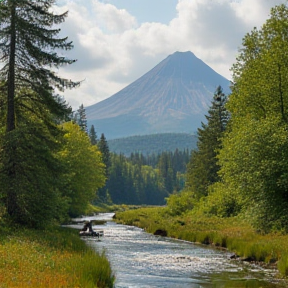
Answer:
[96,133,111,201]
[0,0,78,131]
[157,152,174,194]
[89,125,97,145]
[0,0,78,223]
[74,104,88,132]
[217,4,288,232]
[0,95,69,227]
[59,122,105,217]
[185,86,228,199]
[98,133,110,178]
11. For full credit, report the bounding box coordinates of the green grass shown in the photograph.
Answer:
[0,225,114,288]
[115,206,288,279]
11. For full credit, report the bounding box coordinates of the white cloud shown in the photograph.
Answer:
[54,0,286,109]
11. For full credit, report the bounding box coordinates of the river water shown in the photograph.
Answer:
[70,213,286,288]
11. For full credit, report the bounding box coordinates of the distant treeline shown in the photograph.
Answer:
[96,149,191,205]
[108,133,197,156]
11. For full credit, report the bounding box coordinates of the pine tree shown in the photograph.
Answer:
[0,0,78,131]
[0,0,78,224]
[89,125,97,145]
[98,133,110,177]
[96,133,111,201]
[75,104,88,132]
[185,86,228,199]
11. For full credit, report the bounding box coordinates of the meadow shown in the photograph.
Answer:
[0,225,114,288]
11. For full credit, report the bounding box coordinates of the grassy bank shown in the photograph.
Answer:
[115,206,288,278]
[0,225,114,288]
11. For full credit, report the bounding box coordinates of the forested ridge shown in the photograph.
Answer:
[108,133,197,156]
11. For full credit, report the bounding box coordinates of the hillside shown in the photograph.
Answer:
[108,133,197,156]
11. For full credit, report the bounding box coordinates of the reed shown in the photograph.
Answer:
[0,226,114,288]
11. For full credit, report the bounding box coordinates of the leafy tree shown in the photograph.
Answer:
[0,0,78,223]
[218,4,288,232]
[89,125,97,145]
[185,86,228,199]
[59,122,105,217]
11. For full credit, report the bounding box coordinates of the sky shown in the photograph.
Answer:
[53,0,287,109]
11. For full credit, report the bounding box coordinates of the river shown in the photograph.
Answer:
[70,213,286,288]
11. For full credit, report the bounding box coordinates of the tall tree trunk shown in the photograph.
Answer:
[7,2,16,132]
[6,2,17,218]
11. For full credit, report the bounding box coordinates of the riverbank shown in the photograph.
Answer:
[0,225,114,288]
[114,206,288,279]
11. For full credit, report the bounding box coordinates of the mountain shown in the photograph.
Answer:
[86,51,230,139]
[108,133,198,156]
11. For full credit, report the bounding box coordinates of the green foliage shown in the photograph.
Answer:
[59,122,106,217]
[89,124,97,145]
[0,0,78,226]
[0,107,68,227]
[218,4,288,232]
[185,86,228,199]
[166,191,194,216]
[106,153,169,205]
[98,133,110,177]
[0,0,78,131]
[74,104,88,132]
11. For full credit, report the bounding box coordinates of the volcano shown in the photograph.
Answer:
[86,51,230,139]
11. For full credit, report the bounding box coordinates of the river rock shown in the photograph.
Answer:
[154,229,167,236]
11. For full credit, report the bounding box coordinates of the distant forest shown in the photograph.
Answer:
[108,133,197,156]
[95,149,191,205]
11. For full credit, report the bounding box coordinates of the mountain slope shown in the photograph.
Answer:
[86,51,230,139]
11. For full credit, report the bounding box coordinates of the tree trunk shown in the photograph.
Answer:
[7,2,16,132]
[6,2,17,218]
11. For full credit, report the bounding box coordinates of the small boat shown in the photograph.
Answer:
[79,220,104,237]
[79,230,104,237]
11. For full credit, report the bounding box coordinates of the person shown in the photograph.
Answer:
[82,220,93,232]
[80,220,99,237]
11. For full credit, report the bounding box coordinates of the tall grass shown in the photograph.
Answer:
[115,207,288,278]
[0,226,114,288]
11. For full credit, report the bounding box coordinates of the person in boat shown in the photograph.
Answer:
[80,220,99,237]
[82,220,93,233]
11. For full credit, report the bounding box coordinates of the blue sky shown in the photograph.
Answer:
[54,0,287,109]
[104,0,179,24]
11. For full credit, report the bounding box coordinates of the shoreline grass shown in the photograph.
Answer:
[114,206,288,279]
[0,225,114,288]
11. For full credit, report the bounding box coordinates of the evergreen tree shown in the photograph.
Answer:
[74,104,87,132]
[185,86,228,199]
[89,125,97,145]
[0,0,78,132]
[96,133,111,201]
[98,133,110,177]
[0,0,78,224]
[157,152,174,194]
